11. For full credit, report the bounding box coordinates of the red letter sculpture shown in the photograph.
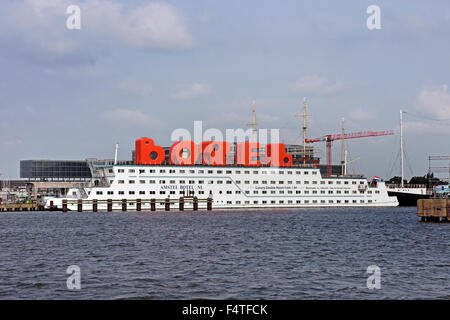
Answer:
[265,143,292,167]
[135,138,165,165]
[201,141,231,166]
[170,140,199,165]
[235,142,261,166]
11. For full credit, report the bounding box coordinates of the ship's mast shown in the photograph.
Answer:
[302,98,307,165]
[400,109,404,187]
[341,118,345,176]
[114,143,119,165]
[252,100,257,143]
[344,150,348,176]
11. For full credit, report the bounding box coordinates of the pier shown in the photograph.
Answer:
[417,199,450,222]
[0,202,40,212]
[61,197,213,212]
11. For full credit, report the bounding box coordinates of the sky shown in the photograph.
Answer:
[0,0,449,180]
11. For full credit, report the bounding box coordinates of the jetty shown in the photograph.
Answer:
[0,202,40,212]
[417,199,450,222]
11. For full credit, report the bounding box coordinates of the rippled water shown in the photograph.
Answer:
[0,207,448,299]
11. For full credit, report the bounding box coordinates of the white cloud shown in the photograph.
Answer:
[290,75,346,95]
[416,84,450,119]
[403,121,450,135]
[117,79,153,96]
[403,84,450,134]
[348,108,376,121]
[171,83,211,100]
[0,0,193,65]
[100,108,159,127]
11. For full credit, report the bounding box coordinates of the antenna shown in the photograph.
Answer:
[344,150,347,176]
[295,98,311,165]
[341,118,345,175]
[400,110,404,187]
[247,101,258,142]
[114,143,119,165]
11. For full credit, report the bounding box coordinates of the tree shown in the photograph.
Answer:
[387,176,407,185]
[409,176,428,185]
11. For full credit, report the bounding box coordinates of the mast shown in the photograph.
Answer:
[302,98,307,164]
[341,118,345,176]
[114,143,119,165]
[252,100,257,143]
[344,150,348,176]
[400,109,404,187]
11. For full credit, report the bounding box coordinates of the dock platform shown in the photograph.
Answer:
[0,202,40,212]
[417,199,450,222]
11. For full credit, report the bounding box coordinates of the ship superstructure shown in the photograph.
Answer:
[45,162,398,210]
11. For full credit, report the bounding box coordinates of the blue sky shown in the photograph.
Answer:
[0,0,449,180]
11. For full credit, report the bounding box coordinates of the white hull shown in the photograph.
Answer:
[46,165,399,210]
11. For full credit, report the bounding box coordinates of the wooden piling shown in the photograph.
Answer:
[136,199,142,212]
[193,197,198,211]
[151,199,156,211]
[62,199,68,212]
[179,197,184,211]
[107,199,112,212]
[92,199,98,212]
[122,199,127,212]
[77,199,82,212]
[165,198,170,211]
[207,197,212,211]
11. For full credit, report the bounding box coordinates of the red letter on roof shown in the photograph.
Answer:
[201,141,231,166]
[265,143,292,167]
[235,142,261,166]
[170,141,199,165]
[135,138,165,165]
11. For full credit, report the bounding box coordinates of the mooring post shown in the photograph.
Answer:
[207,197,212,211]
[122,199,127,212]
[136,199,142,212]
[107,199,112,212]
[92,199,98,212]
[165,198,170,211]
[193,197,198,211]
[50,200,54,212]
[179,197,184,211]
[77,199,82,212]
[62,199,68,212]
[151,199,156,211]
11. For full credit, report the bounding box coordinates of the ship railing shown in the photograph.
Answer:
[110,160,322,169]
[386,183,427,189]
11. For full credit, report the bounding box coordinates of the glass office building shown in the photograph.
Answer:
[20,160,92,180]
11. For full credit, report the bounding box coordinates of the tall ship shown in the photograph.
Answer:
[385,110,433,206]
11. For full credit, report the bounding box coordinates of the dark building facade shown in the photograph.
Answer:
[20,160,92,180]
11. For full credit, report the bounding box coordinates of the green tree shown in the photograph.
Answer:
[387,176,407,185]
[409,176,428,184]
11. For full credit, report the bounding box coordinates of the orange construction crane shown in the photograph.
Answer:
[305,130,395,176]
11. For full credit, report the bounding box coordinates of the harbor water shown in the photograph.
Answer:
[0,207,448,299]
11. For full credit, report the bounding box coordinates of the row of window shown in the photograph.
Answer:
[227,199,373,204]
[95,189,379,196]
[113,179,365,186]
[95,190,207,195]
[114,168,320,175]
